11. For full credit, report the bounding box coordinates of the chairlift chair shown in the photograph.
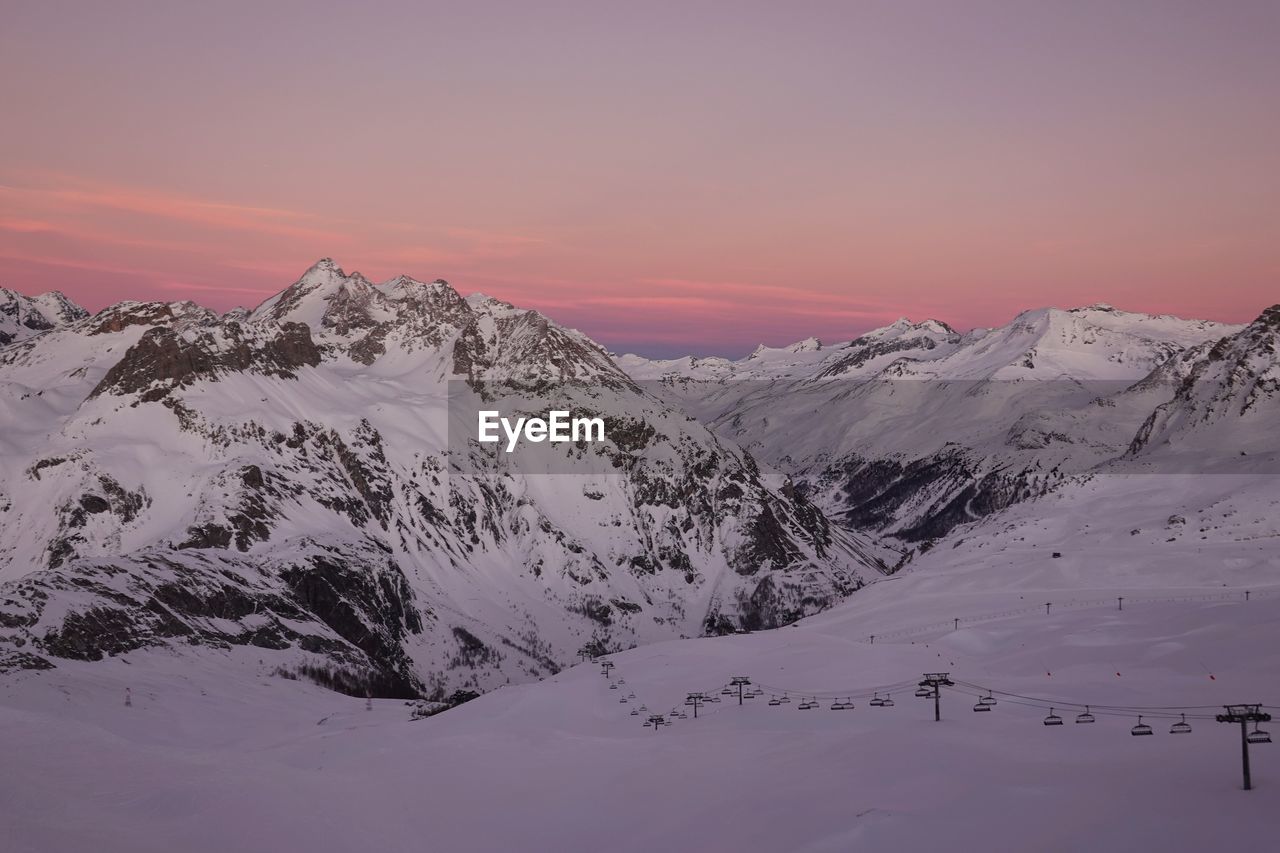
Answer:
[979,692,997,707]
[1075,706,1095,724]
[778,695,792,704]
[881,695,895,708]
[1170,714,1192,735]
[1131,716,1154,736]
[768,696,782,706]
[869,693,884,707]
[610,683,618,690]
[973,699,992,712]
[915,686,933,698]
[1043,708,1064,726]
[630,708,639,716]
[1247,724,1272,744]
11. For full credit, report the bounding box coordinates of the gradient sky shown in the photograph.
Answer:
[2,1,1278,356]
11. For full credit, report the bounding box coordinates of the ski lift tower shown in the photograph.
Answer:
[1216,704,1272,790]
[918,673,954,721]
[685,692,708,719]
[730,676,753,706]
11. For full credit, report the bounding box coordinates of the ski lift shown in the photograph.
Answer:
[1131,716,1153,736]
[768,696,782,706]
[610,683,618,690]
[618,679,625,685]
[978,691,997,707]
[1043,707,1064,726]
[830,698,853,710]
[973,699,992,712]
[638,705,647,712]
[630,708,639,716]
[1169,714,1192,735]
[1075,706,1095,724]
[798,698,816,710]
[1247,723,1272,745]
[778,695,792,704]
[721,687,735,695]
[628,693,636,699]
[915,686,934,698]
[881,694,894,708]
[620,697,628,703]
[869,693,884,707]
[707,696,721,703]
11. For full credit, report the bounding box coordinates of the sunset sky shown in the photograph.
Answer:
[2,0,1278,356]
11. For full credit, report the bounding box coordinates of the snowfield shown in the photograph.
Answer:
[2,593,1276,853]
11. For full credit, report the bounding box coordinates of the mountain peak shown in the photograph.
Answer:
[1,286,90,345]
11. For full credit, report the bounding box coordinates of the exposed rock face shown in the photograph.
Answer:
[90,322,322,400]
[0,543,426,696]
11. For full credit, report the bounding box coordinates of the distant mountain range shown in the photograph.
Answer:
[1,261,1275,698]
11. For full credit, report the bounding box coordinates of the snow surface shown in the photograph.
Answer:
[3,274,1277,852]
[2,549,1276,852]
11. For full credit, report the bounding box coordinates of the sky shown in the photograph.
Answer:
[2,0,1278,357]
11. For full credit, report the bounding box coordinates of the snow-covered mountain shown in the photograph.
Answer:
[0,261,886,698]
[3,265,1274,702]
[0,287,88,346]
[621,304,1259,543]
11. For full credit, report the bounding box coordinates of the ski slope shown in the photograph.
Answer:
[3,522,1276,853]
